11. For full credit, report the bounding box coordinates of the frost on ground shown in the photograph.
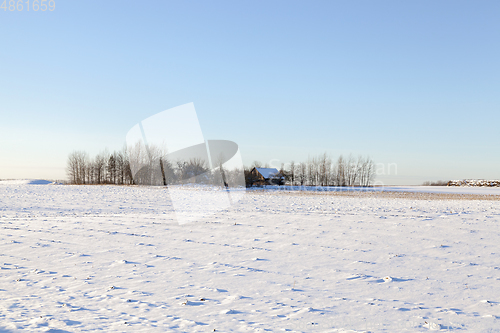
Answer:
[0,183,500,332]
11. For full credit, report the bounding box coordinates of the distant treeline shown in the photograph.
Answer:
[421,180,449,186]
[67,149,134,185]
[421,180,500,187]
[249,154,376,187]
[448,179,500,187]
[66,146,243,186]
[67,148,375,187]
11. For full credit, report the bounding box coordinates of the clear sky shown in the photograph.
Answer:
[1,0,499,185]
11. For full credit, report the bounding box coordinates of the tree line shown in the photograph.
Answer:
[67,148,375,187]
[246,153,375,187]
[66,145,243,187]
[66,149,135,185]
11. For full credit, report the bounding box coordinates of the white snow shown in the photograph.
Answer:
[1,184,499,331]
[252,185,500,196]
[0,179,54,185]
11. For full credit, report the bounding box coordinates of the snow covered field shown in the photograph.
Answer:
[251,185,500,196]
[1,182,500,332]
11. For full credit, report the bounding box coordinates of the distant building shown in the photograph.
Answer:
[249,167,284,186]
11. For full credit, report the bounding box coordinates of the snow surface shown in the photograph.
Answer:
[252,185,500,196]
[1,184,500,332]
[0,179,54,185]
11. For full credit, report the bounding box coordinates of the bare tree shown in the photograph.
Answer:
[177,158,209,184]
[107,154,117,184]
[359,156,375,187]
[336,155,346,186]
[160,156,175,185]
[126,142,168,185]
[66,151,89,184]
[66,152,78,184]
[94,152,107,184]
[319,153,331,186]
[289,161,295,186]
[298,162,307,186]
[279,163,289,186]
[251,161,262,168]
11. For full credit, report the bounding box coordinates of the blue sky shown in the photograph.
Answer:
[1,0,499,184]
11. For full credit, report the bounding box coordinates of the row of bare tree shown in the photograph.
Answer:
[68,147,374,187]
[124,142,244,187]
[66,149,134,185]
[247,154,375,187]
[66,145,244,187]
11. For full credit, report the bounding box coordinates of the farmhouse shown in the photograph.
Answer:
[249,167,284,186]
